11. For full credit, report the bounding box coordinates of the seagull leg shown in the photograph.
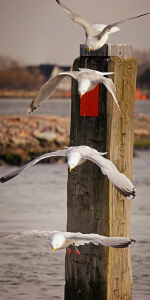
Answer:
[67,247,71,254]
[74,246,80,255]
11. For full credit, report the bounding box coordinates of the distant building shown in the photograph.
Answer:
[27,64,71,91]
[50,65,72,91]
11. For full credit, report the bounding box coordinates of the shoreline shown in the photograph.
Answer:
[0,90,71,99]
[0,113,150,165]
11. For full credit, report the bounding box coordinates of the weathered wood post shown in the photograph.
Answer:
[65,44,138,300]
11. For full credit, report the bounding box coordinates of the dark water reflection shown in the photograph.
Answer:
[0,150,150,299]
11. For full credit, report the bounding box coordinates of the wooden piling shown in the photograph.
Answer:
[65,44,138,300]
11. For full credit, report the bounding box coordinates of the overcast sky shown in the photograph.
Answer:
[0,0,150,66]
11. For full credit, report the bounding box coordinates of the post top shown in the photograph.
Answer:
[80,44,133,57]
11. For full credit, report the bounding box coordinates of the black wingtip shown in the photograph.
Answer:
[112,238,136,248]
[114,185,136,200]
[55,0,60,4]
[130,238,136,245]
[0,177,5,184]
[0,173,17,184]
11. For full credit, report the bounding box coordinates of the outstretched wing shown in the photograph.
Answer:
[96,12,150,39]
[0,149,68,184]
[108,171,136,200]
[27,72,77,113]
[92,23,120,34]
[93,75,120,112]
[78,147,136,200]
[0,230,59,240]
[78,68,114,76]
[55,0,97,37]
[65,232,135,248]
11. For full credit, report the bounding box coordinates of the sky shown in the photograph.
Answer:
[0,0,150,66]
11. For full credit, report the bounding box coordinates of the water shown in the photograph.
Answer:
[0,98,150,115]
[131,150,150,300]
[0,163,67,300]
[0,98,71,115]
[0,150,150,299]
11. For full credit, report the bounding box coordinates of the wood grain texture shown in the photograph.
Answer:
[65,55,138,300]
[80,44,133,57]
[107,57,138,300]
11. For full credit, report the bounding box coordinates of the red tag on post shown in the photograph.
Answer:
[80,84,99,117]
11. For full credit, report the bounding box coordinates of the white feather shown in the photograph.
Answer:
[92,24,120,34]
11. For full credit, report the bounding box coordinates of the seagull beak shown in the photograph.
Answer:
[53,247,55,252]
[80,94,82,99]
[88,48,91,52]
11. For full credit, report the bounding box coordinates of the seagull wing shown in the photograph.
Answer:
[27,72,77,113]
[107,171,136,200]
[0,149,68,184]
[78,147,136,199]
[65,232,135,248]
[96,12,150,39]
[55,0,97,37]
[92,24,120,34]
[92,75,120,112]
[78,68,114,76]
[0,230,59,240]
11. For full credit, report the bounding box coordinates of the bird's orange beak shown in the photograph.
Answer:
[80,94,82,99]
[53,247,55,252]
[69,167,72,172]
[88,48,91,52]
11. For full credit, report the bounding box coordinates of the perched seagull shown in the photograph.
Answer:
[27,68,119,114]
[0,145,136,200]
[0,230,136,255]
[55,0,150,52]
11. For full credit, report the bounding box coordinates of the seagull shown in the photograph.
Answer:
[27,68,119,114]
[55,0,150,52]
[0,145,136,200]
[0,230,136,255]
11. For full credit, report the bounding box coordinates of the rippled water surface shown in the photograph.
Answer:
[0,150,150,299]
[0,163,67,299]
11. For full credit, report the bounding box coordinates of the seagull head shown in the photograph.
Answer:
[50,234,65,252]
[86,36,97,52]
[67,151,83,172]
[78,78,91,98]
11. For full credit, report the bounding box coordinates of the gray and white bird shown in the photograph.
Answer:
[0,230,136,255]
[55,0,150,52]
[0,145,136,200]
[27,68,119,113]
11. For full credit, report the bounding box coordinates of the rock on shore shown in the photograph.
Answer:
[0,113,149,165]
[134,114,150,148]
[0,115,70,165]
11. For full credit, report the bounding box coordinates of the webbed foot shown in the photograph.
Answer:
[67,247,71,254]
[74,249,80,255]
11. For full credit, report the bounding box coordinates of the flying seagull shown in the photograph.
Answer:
[27,68,119,114]
[55,0,150,52]
[0,230,136,255]
[0,145,136,200]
